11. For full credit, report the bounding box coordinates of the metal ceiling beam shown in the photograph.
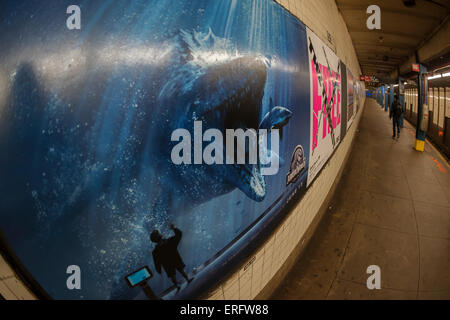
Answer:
[354,46,411,54]
[356,50,408,56]
[361,63,396,68]
[361,66,396,72]
[352,41,416,49]
[359,60,400,66]
[338,5,444,22]
[359,59,401,63]
[348,29,422,41]
[354,43,411,49]
[360,56,403,61]
[357,53,408,61]
[358,55,403,61]
[361,68,397,73]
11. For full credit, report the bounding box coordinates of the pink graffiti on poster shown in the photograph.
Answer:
[307,27,342,186]
[311,61,341,151]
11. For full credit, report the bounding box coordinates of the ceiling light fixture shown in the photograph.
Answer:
[428,74,441,80]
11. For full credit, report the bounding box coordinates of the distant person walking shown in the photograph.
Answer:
[390,95,403,139]
[150,224,193,292]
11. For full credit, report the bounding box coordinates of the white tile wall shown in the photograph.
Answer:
[0,254,36,300]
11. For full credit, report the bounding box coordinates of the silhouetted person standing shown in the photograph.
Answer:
[390,95,403,140]
[150,224,193,292]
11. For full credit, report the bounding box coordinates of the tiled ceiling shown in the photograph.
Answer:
[336,0,450,80]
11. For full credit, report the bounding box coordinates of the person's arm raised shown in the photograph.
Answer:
[170,224,182,244]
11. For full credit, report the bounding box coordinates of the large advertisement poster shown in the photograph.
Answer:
[306,28,342,186]
[0,0,311,300]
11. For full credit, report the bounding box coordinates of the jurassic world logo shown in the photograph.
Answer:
[286,145,306,186]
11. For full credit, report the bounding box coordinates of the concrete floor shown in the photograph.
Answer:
[272,98,450,300]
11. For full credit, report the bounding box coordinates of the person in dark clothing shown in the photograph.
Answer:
[390,95,403,139]
[150,224,193,291]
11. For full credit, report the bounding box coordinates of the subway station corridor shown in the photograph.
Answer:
[273,98,450,300]
[1,1,450,304]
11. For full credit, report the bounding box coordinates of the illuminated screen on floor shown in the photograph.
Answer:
[125,267,153,288]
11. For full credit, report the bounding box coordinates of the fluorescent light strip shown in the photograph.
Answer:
[428,74,441,80]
